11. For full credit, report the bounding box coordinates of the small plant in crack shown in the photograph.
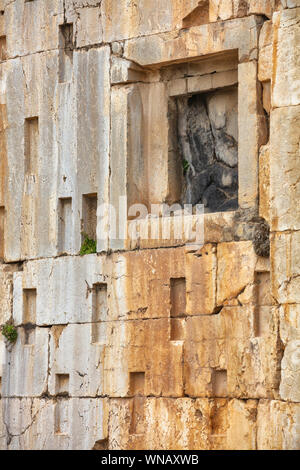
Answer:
[1,322,18,344]
[182,159,190,176]
[79,233,97,256]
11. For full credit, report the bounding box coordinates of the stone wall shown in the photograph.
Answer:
[0,0,299,450]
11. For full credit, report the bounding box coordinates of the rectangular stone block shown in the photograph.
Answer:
[1,327,49,397]
[272,8,300,108]
[184,305,281,399]
[109,397,257,450]
[1,397,108,450]
[270,105,300,231]
[271,231,300,304]
[258,20,273,82]
[48,323,105,397]
[257,400,300,450]
[104,318,184,398]
[5,0,62,58]
[12,255,109,326]
[217,241,257,306]
[124,16,261,67]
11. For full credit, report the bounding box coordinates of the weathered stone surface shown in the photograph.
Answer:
[258,21,273,82]
[13,255,108,326]
[1,397,107,450]
[124,16,261,67]
[217,241,256,305]
[272,8,300,108]
[238,61,268,210]
[271,231,300,304]
[257,400,300,449]
[1,326,49,397]
[270,106,300,231]
[104,319,183,398]
[0,0,299,452]
[184,305,281,399]
[108,397,258,450]
[259,144,270,223]
[280,339,300,402]
[176,88,238,211]
[48,323,105,397]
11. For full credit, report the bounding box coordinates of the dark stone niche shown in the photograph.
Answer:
[171,87,239,213]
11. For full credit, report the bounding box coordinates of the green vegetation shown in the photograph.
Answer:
[1,323,18,343]
[79,233,97,255]
[182,159,189,176]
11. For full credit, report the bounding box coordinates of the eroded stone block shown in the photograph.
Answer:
[2,397,108,450]
[1,327,49,397]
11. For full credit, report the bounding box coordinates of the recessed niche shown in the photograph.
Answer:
[169,87,238,213]
[129,371,145,396]
[58,197,72,253]
[82,193,97,242]
[55,374,70,396]
[211,369,227,397]
[23,288,37,324]
[24,117,39,175]
[23,324,35,346]
[129,396,145,435]
[91,283,107,344]
[170,318,185,341]
[170,278,186,318]
[54,400,69,435]
[0,36,6,61]
[58,23,73,83]
[255,271,271,306]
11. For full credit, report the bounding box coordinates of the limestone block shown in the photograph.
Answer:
[259,143,270,223]
[2,46,110,261]
[102,0,186,43]
[111,57,148,84]
[257,400,300,449]
[272,8,300,107]
[258,20,273,82]
[0,264,19,325]
[209,0,233,22]
[271,232,300,304]
[280,0,300,7]
[5,0,62,58]
[238,62,268,210]
[3,52,58,261]
[279,304,300,346]
[217,241,256,305]
[248,0,275,18]
[110,84,145,251]
[104,318,184,398]
[48,323,105,397]
[109,398,257,450]
[1,327,49,397]
[2,397,108,450]
[270,106,300,231]
[13,255,109,326]
[226,399,258,450]
[226,307,281,398]
[124,16,261,67]
[186,244,217,315]
[74,47,111,253]
[113,249,182,321]
[184,305,280,398]
[75,7,102,47]
[280,339,300,402]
